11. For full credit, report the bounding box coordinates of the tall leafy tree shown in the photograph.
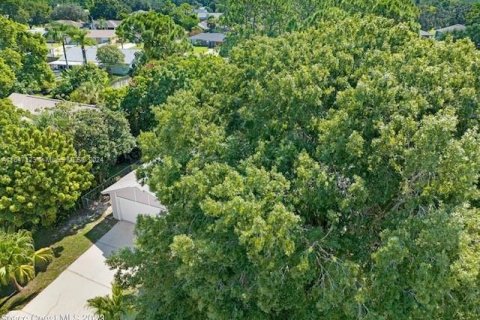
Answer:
[52,63,109,104]
[120,55,224,135]
[0,0,51,26]
[90,0,131,20]
[50,4,88,21]
[109,11,480,319]
[116,12,191,61]
[96,45,125,72]
[0,17,54,96]
[36,105,136,183]
[0,100,93,229]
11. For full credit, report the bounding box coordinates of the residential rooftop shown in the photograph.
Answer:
[87,29,117,39]
[436,24,466,33]
[8,93,96,114]
[49,46,139,66]
[190,32,226,43]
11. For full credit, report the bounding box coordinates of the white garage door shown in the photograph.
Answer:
[117,197,161,223]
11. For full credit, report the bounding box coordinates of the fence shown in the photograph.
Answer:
[79,162,140,209]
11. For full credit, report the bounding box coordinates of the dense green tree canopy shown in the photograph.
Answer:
[96,45,125,71]
[36,105,136,182]
[219,0,419,37]
[52,63,109,104]
[110,11,480,319]
[116,12,191,61]
[417,0,478,29]
[90,0,131,20]
[50,4,88,21]
[0,17,55,97]
[0,0,51,26]
[120,56,224,135]
[0,100,92,230]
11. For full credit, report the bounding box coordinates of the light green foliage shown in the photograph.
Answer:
[96,45,125,71]
[116,11,191,61]
[36,105,136,182]
[219,0,419,37]
[0,17,54,97]
[0,230,53,292]
[52,63,109,104]
[120,55,224,135]
[87,284,134,320]
[110,11,480,319]
[0,100,93,229]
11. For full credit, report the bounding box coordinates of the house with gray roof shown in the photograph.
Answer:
[194,7,223,21]
[436,24,466,34]
[49,46,139,75]
[91,20,123,30]
[8,93,96,115]
[190,33,226,48]
[87,29,118,44]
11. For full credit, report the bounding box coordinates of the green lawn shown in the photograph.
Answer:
[0,211,117,313]
[193,46,209,55]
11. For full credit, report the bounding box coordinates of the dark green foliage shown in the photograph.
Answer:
[120,56,223,135]
[36,105,136,182]
[50,4,88,21]
[0,0,51,26]
[90,0,131,20]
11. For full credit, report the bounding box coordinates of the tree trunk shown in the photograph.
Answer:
[62,40,69,68]
[11,277,24,292]
[82,44,87,65]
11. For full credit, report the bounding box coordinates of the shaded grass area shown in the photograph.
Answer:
[0,210,117,313]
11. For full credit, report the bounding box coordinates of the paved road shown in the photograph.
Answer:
[7,221,135,318]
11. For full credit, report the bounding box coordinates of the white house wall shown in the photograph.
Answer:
[115,196,161,223]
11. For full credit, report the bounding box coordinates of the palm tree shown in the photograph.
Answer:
[46,22,74,68]
[0,230,53,292]
[69,28,96,65]
[88,284,134,320]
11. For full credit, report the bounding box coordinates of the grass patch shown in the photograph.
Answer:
[193,46,209,55]
[0,212,117,313]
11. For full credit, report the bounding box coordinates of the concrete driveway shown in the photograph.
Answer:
[8,221,135,318]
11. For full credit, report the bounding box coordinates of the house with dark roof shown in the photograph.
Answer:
[8,93,96,115]
[190,33,226,48]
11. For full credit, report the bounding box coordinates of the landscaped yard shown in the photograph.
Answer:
[0,206,117,314]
